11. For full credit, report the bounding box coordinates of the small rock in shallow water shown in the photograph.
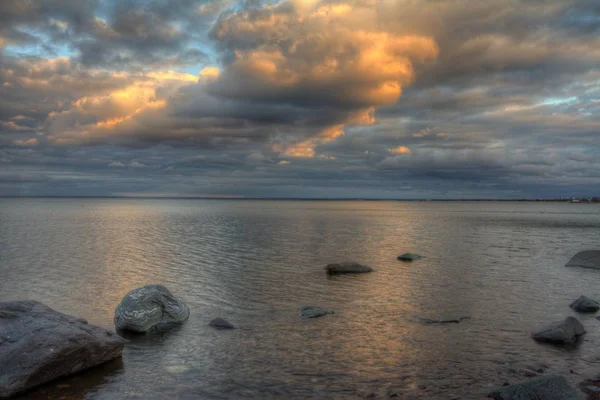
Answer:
[565,250,600,269]
[419,315,470,325]
[569,295,600,313]
[397,253,423,261]
[209,318,235,329]
[584,385,600,393]
[489,375,583,400]
[300,306,334,318]
[532,316,585,344]
[325,261,372,274]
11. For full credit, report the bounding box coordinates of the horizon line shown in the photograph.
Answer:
[0,196,598,202]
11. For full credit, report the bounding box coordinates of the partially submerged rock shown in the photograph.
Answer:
[569,295,599,313]
[300,306,334,318]
[397,253,423,261]
[419,315,470,325]
[0,300,124,399]
[114,284,189,333]
[325,261,372,275]
[532,316,585,344]
[489,375,583,400]
[209,318,235,329]
[565,250,600,269]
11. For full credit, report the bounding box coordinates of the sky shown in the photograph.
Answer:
[0,0,599,199]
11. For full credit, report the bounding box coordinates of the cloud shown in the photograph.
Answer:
[389,146,411,155]
[129,160,146,168]
[0,0,599,198]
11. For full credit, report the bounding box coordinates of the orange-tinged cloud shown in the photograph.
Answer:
[389,146,412,155]
[33,0,438,150]
[284,140,316,157]
[199,67,220,79]
[212,0,438,156]
[45,70,196,145]
[13,138,39,146]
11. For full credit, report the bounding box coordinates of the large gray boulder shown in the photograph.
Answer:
[114,284,189,333]
[489,375,583,399]
[532,316,585,344]
[565,250,600,269]
[569,295,600,313]
[325,261,372,275]
[0,300,124,399]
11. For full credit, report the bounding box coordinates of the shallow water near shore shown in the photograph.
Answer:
[1,199,600,399]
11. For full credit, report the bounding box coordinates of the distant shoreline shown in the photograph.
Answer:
[1,196,599,202]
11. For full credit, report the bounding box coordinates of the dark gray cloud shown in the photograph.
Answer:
[0,0,599,198]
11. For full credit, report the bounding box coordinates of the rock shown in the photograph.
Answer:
[569,295,600,313]
[0,300,124,399]
[532,316,585,344]
[565,250,600,269]
[583,385,600,393]
[300,306,334,318]
[324,261,372,274]
[114,284,189,333]
[397,253,423,261]
[209,318,235,329]
[419,315,470,325]
[489,375,583,400]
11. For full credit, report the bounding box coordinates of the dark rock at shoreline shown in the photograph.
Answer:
[0,300,124,399]
[397,253,423,261]
[489,375,583,399]
[569,295,600,313]
[532,316,585,344]
[209,318,235,329]
[565,250,600,269]
[300,306,334,318]
[325,261,372,274]
[114,284,189,333]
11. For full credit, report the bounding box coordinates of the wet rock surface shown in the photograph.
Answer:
[114,284,189,333]
[565,251,600,270]
[397,253,423,261]
[489,375,583,400]
[209,318,235,329]
[299,306,334,318]
[418,315,470,325]
[325,261,373,274]
[570,296,600,313]
[532,316,585,344]
[0,300,124,399]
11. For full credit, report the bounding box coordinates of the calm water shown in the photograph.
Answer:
[1,199,600,399]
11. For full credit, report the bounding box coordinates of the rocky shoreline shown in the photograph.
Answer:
[2,250,600,399]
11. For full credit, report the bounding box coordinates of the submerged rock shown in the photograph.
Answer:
[0,300,124,399]
[114,284,189,333]
[489,375,583,400]
[300,306,334,318]
[209,318,235,329]
[569,295,599,313]
[532,316,585,344]
[419,315,470,325]
[565,250,600,269]
[397,253,423,261]
[325,261,372,275]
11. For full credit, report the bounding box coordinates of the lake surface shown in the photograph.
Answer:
[1,199,600,399]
